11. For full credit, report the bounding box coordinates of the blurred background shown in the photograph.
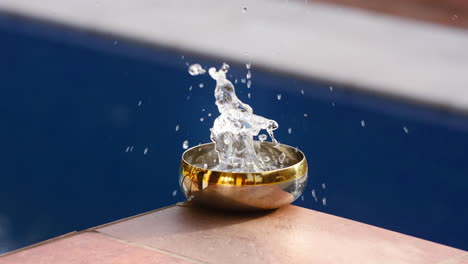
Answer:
[0,0,467,254]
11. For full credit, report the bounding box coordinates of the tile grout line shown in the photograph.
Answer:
[86,204,177,231]
[89,230,208,264]
[0,204,177,258]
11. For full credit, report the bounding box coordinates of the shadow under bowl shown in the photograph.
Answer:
[179,141,308,211]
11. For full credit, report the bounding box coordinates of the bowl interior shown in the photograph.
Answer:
[182,141,305,173]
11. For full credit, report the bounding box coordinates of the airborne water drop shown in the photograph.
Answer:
[188,64,206,76]
[182,140,189,149]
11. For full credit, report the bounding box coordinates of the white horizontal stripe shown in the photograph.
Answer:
[1,0,468,112]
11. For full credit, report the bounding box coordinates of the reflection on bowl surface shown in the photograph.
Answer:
[179,142,308,210]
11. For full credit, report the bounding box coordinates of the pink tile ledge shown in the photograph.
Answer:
[96,204,467,264]
[2,204,467,264]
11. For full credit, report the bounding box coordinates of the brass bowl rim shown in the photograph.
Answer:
[181,141,306,175]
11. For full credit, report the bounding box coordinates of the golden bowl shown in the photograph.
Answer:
[179,141,308,210]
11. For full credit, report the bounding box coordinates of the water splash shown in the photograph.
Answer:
[208,63,280,172]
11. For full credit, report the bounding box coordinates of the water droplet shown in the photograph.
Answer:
[263,156,271,162]
[403,126,409,134]
[137,100,142,106]
[322,197,327,206]
[189,86,193,91]
[113,40,118,45]
[242,5,247,13]
[322,183,326,189]
[188,64,206,76]
[278,153,286,163]
[301,195,304,201]
[172,190,177,196]
[311,189,318,202]
[182,140,189,149]
[246,70,251,79]
[246,62,251,69]
[175,125,180,132]
[452,14,459,20]
[247,93,251,99]
[361,120,366,127]
[277,94,282,100]
[258,134,267,142]
[304,113,308,117]
[208,113,212,117]
[247,80,251,88]
[203,163,208,169]
[199,83,204,88]
[329,86,334,92]
[181,55,185,60]
[241,78,246,83]
[288,128,292,134]
[331,102,335,107]
[300,89,304,95]
[235,79,238,84]
[144,147,149,155]
[125,146,130,152]
[202,108,205,112]
[187,96,190,100]
[130,146,134,152]
[200,117,204,122]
